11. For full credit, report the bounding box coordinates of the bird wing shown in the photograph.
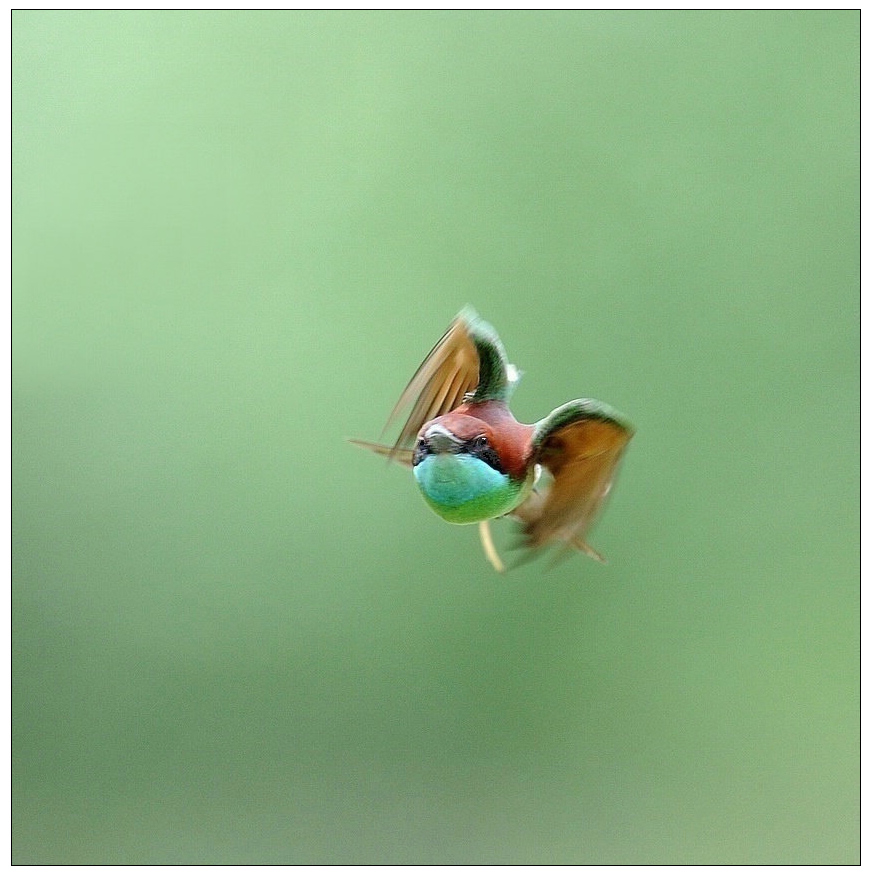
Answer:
[381,307,511,458]
[347,439,414,468]
[519,399,634,556]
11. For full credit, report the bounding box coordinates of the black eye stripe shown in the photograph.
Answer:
[413,434,504,474]
[466,436,504,474]
[412,440,431,466]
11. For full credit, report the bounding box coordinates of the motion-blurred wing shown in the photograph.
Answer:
[382,307,513,458]
[347,439,414,468]
[520,399,633,556]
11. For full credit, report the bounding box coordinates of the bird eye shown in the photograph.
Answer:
[467,433,504,473]
[412,439,431,467]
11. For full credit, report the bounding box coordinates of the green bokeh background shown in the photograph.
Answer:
[13,11,858,864]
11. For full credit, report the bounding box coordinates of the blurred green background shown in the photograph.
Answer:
[13,11,858,864]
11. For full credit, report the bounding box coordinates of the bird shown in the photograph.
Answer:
[351,307,634,571]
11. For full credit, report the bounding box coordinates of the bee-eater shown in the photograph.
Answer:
[352,308,634,571]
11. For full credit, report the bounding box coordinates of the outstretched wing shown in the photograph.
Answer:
[381,307,513,458]
[347,439,414,468]
[519,399,633,556]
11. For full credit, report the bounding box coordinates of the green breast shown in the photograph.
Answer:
[413,453,532,524]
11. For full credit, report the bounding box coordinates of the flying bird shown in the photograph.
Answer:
[352,308,634,571]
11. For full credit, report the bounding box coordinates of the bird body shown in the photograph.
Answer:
[412,403,537,524]
[352,308,634,570]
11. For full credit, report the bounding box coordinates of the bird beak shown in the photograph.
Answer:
[424,423,465,454]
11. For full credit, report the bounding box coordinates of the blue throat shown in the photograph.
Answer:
[413,452,529,524]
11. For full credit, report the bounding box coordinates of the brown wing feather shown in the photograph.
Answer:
[511,487,606,561]
[522,413,632,552]
[383,315,479,456]
[348,439,415,468]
